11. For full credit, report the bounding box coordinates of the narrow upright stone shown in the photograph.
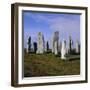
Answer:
[36,32,45,54]
[26,36,31,53]
[51,31,59,54]
[61,40,67,59]
[68,35,73,54]
[33,42,37,53]
[54,41,58,55]
[58,42,62,54]
[46,41,49,51]
[45,41,49,52]
[75,40,80,53]
[51,34,55,53]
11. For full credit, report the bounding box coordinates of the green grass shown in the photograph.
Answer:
[24,53,80,77]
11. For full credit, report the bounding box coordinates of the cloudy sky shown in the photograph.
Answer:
[23,11,80,48]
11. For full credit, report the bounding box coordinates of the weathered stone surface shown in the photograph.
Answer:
[54,41,58,55]
[61,40,67,59]
[75,40,80,53]
[58,42,62,54]
[26,36,31,53]
[45,41,49,52]
[51,31,59,54]
[68,35,73,54]
[33,42,37,53]
[36,32,45,54]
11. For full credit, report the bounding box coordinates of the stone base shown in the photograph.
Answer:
[61,56,66,60]
[36,50,44,54]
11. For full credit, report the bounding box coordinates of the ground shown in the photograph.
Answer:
[24,53,80,77]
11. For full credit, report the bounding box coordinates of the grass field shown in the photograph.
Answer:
[24,53,80,77]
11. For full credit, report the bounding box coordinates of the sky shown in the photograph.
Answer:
[23,11,80,48]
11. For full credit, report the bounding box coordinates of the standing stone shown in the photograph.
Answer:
[26,36,31,53]
[75,40,80,53]
[52,34,55,53]
[33,42,37,53]
[54,41,58,55]
[45,41,49,52]
[61,40,67,59]
[44,41,47,52]
[58,42,62,54]
[36,32,45,54]
[68,35,73,54]
[52,38,54,53]
[66,45,69,54]
[46,41,49,51]
[52,31,59,54]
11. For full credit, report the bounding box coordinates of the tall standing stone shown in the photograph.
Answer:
[45,41,49,52]
[26,36,31,53]
[61,40,67,59]
[52,34,55,53]
[46,41,49,51]
[68,35,73,54]
[36,32,45,54]
[33,42,37,53]
[75,40,80,53]
[58,42,62,54]
[52,31,59,54]
[52,38,54,53]
[54,41,58,55]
